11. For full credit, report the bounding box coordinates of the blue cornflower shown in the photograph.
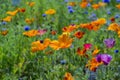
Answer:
[12,0,21,6]
[115,14,120,18]
[2,21,7,25]
[114,50,119,53]
[68,9,74,13]
[107,11,111,15]
[87,3,91,7]
[84,11,88,14]
[102,0,110,3]
[116,0,120,2]
[67,6,72,9]
[24,26,30,31]
[64,0,68,2]
[60,60,66,65]
[42,14,47,17]
[91,13,96,17]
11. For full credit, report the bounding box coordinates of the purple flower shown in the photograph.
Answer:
[96,54,112,65]
[103,38,115,48]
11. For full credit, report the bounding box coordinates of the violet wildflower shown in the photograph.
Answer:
[96,54,112,65]
[103,38,115,48]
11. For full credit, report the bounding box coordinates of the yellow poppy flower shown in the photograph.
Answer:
[26,2,35,7]
[6,10,18,16]
[92,47,100,56]
[25,18,34,24]
[45,9,56,15]
[31,38,51,52]
[3,16,12,22]
[49,33,73,50]
[116,4,120,9]
[23,30,38,37]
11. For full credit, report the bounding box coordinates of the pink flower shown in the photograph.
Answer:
[37,29,47,36]
[83,43,92,50]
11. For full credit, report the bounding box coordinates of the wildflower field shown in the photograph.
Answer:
[1,0,120,80]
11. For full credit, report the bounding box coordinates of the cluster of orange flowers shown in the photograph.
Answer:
[85,47,101,71]
[31,32,73,52]
[3,1,35,23]
[68,0,106,9]
[80,18,106,31]
[86,57,103,71]
[108,23,120,37]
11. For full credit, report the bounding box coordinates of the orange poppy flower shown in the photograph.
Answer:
[3,16,12,22]
[74,31,85,39]
[68,2,76,6]
[108,23,120,32]
[86,58,103,72]
[98,2,106,7]
[31,38,51,52]
[23,30,38,37]
[92,47,100,56]
[92,4,100,10]
[0,30,8,36]
[49,33,73,50]
[18,8,26,13]
[116,4,120,9]
[95,18,106,25]
[6,10,18,16]
[79,2,88,8]
[117,30,120,37]
[45,9,56,15]
[77,47,88,58]
[26,2,35,7]
[51,30,57,35]
[62,25,77,33]
[82,0,92,2]
[25,18,34,24]
[110,17,115,23]
[64,72,74,80]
